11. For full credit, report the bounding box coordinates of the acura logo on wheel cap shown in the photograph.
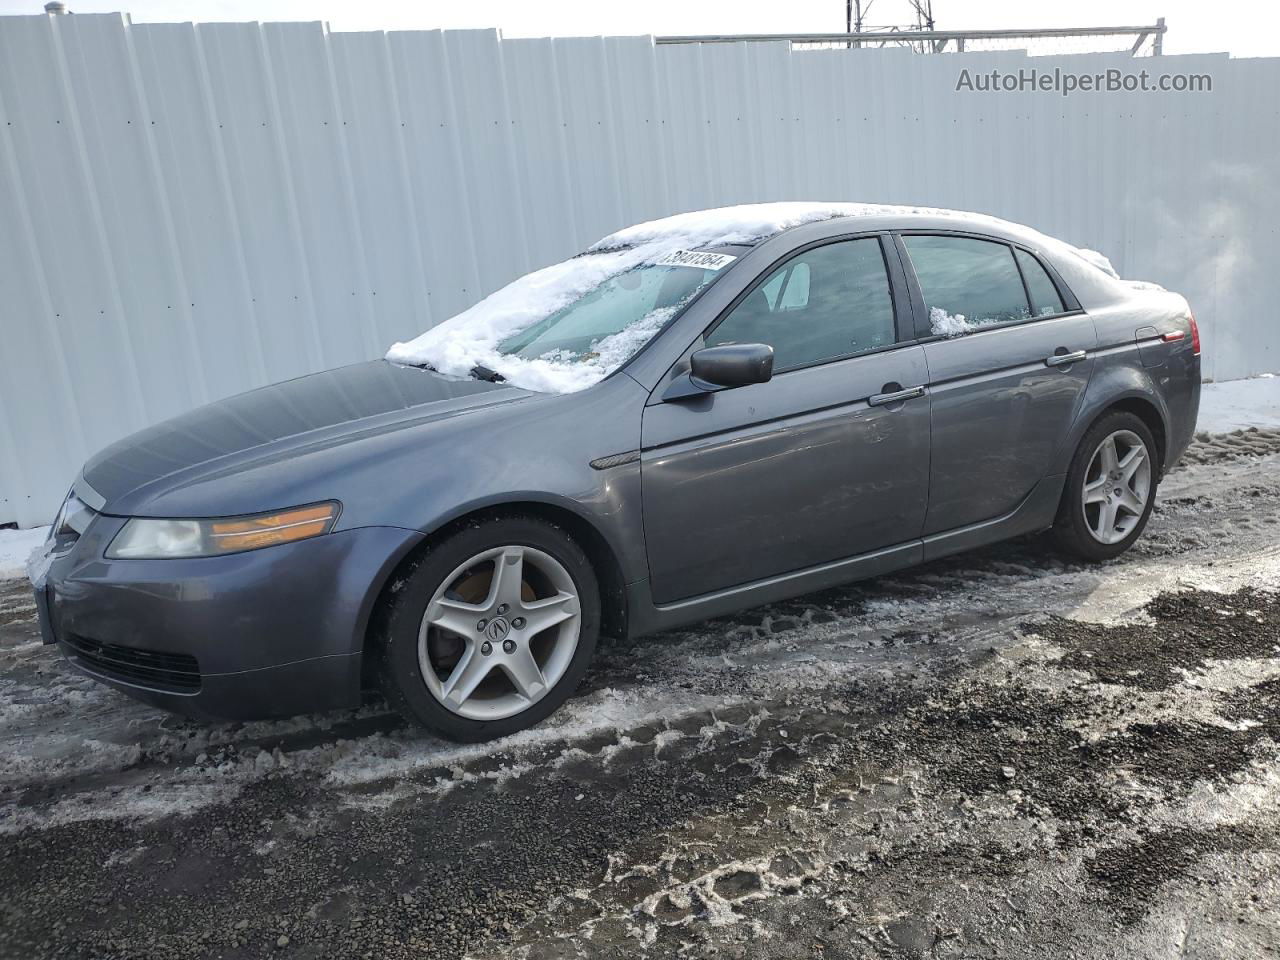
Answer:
[486,618,511,642]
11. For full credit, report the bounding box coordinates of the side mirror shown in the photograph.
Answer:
[690,343,775,389]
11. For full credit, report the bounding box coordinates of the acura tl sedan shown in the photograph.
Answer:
[32,203,1201,741]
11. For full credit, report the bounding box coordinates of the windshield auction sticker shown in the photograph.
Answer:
[652,250,738,270]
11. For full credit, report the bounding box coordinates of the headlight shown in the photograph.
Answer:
[48,490,73,543]
[106,502,340,559]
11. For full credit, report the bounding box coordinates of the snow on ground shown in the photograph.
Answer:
[0,526,48,580]
[5,431,1280,958]
[1197,374,1280,434]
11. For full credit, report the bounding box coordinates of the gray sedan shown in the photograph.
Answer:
[33,205,1201,741]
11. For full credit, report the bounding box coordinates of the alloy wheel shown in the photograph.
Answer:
[1081,428,1152,545]
[417,545,582,721]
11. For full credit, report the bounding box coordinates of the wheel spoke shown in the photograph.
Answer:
[1083,477,1109,505]
[520,591,580,635]
[427,597,485,639]
[485,547,526,609]
[1118,489,1145,516]
[441,643,493,707]
[1096,499,1120,539]
[502,647,547,701]
[1099,436,1120,475]
[1119,445,1146,482]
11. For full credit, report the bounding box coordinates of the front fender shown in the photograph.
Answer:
[343,374,651,586]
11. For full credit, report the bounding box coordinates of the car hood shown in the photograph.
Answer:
[80,360,530,515]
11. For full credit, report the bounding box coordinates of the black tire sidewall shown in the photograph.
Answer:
[379,516,600,742]
[1056,412,1159,561]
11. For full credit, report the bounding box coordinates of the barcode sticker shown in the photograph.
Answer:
[652,249,738,271]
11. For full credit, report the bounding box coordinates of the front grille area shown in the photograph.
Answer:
[63,634,201,692]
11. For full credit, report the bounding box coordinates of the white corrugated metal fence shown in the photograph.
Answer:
[1,13,1277,526]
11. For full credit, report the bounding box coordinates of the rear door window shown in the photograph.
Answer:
[902,235,1031,336]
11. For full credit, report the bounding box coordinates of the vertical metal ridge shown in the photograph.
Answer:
[116,13,211,408]
[423,29,484,302]
[488,29,536,277]
[373,29,434,336]
[0,80,85,526]
[317,22,381,360]
[44,12,149,431]
[0,76,89,458]
[189,20,270,387]
[254,21,326,372]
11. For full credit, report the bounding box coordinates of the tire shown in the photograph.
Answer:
[376,515,600,742]
[1053,411,1159,562]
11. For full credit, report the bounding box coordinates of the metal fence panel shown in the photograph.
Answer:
[0,13,1276,527]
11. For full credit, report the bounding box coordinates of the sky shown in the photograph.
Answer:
[0,0,1275,58]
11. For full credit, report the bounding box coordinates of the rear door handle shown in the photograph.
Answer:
[868,385,925,407]
[1045,349,1087,367]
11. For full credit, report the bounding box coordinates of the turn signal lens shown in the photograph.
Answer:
[106,502,339,559]
[209,504,338,552]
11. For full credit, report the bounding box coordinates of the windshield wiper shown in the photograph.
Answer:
[470,364,506,383]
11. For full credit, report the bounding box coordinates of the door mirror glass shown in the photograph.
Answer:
[690,343,775,388]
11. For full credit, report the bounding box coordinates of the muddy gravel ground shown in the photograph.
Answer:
[3,429,1280,960]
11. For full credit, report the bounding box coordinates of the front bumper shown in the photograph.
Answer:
[38,518,423,721]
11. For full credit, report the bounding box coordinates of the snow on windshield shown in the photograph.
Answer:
[386,203,929,392]
[385,202,1133,394]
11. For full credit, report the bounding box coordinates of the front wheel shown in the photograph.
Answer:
[376,516,600,742]
[1053,411,1159,562]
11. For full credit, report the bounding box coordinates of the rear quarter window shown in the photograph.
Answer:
[1015,248,1067,317]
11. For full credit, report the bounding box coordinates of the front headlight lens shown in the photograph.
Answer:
[106,502,339,559]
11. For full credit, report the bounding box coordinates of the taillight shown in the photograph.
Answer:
[1188,310,1201,356]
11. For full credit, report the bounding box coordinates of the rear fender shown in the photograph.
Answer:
[1051,363,1170,477]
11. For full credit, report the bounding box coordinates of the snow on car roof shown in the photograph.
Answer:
[386,202,1130,395]
[591,201,960,250]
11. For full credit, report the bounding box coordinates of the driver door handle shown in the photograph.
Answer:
[1045,349,1087,367]
[868,385,925,407]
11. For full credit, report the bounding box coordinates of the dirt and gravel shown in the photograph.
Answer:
[2,428,1280,960]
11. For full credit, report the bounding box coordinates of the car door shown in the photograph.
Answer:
[897,233,1097,536]
[640,235,931,605]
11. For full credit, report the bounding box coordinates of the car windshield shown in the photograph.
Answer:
[496,261,723,363]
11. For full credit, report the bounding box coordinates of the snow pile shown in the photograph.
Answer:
[388,246,642,393]
[0,526,50,581]
[1197,375,1280,434]
[1074,246,1169,291]
[589,202,907,252]
[1075,247,1119,278]
[929,306,1006,338]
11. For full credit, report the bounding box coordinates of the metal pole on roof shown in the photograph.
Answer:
[44,1,69,12]
[1154,16,1165,55]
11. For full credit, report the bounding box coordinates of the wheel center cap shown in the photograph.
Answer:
[486,617,511,642]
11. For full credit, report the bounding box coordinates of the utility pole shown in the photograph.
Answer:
[847,0,867,49]
[907,0,936,51]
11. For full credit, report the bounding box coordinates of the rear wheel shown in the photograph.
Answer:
[377,516,600,741]
[1053,411,1159,562]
